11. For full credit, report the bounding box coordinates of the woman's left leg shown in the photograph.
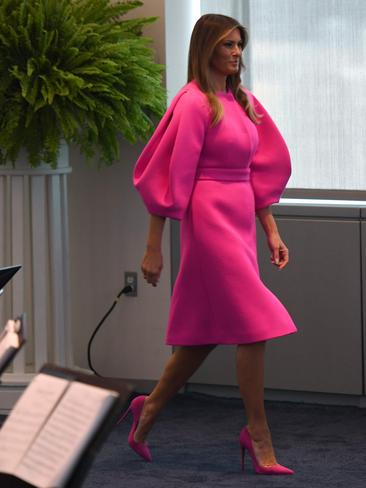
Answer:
[133,344,216,443]
[236,340,277,466]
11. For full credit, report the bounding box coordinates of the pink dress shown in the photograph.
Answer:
[133,80,298,345]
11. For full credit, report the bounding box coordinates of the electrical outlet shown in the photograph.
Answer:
[124,271,137,296]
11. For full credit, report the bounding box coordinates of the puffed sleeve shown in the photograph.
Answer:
[133,88,210,221]
[244,89,292,211]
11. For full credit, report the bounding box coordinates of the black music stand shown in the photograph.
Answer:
[0,265,22,296]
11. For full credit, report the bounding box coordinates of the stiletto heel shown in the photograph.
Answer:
[239,426,294,475]
[117,395,152,462]
[117,406,131,424]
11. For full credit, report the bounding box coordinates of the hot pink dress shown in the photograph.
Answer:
[133,80,298,345]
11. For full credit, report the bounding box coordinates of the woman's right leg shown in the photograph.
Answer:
[133,344,216,442]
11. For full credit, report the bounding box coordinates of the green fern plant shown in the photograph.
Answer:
[0,0,166,168]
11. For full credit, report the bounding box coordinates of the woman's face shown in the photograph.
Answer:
[210,28,243,77]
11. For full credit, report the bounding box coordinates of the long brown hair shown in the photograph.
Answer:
[187,14,262,126]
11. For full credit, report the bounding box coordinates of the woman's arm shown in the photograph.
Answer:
[141,214,166,287]
[256,207,289,270]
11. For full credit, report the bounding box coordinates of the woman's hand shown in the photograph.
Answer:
[255,207,289,269]
[141,246,163,287]
[266,231,289,270]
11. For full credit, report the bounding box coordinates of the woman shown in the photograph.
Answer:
[119,13,297,476]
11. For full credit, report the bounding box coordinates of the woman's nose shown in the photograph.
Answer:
[233,45,241,56]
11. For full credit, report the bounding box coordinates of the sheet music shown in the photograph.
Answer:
[15,381,118,488]
[0,373,70,473]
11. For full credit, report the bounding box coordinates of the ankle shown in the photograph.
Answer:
[142,395,161,419]
[247,423,271,439]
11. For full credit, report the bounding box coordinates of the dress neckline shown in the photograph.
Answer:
[189,79,234,99]
[216,89,234,99]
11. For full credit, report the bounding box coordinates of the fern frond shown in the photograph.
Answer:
[0,0,166,167]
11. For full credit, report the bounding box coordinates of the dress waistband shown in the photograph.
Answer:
[195,167,250,181]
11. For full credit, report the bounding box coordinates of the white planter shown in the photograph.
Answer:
[0,142,72,385]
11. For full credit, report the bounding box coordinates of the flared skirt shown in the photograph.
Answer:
[165,179,298,345]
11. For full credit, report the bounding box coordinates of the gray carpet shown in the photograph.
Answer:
[81,392,366,487]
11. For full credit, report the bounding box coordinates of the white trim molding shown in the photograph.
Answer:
[0,143,73,409]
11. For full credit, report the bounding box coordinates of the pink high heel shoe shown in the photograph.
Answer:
[117,395,152,462]
[239,426,294,475]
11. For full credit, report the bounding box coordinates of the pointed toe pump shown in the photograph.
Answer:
[239,426,294,475]
[117,395,152,462]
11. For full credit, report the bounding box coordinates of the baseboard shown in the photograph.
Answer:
[0,386,26,414]
[3,376,364,415]
[185,383,366,408]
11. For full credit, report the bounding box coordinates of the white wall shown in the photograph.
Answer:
[164,0,201,101]
[68,0,172,380]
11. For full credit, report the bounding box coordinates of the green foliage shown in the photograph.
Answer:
[0,0,166,168]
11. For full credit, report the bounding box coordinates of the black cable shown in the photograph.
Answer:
[87,284,133,377]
